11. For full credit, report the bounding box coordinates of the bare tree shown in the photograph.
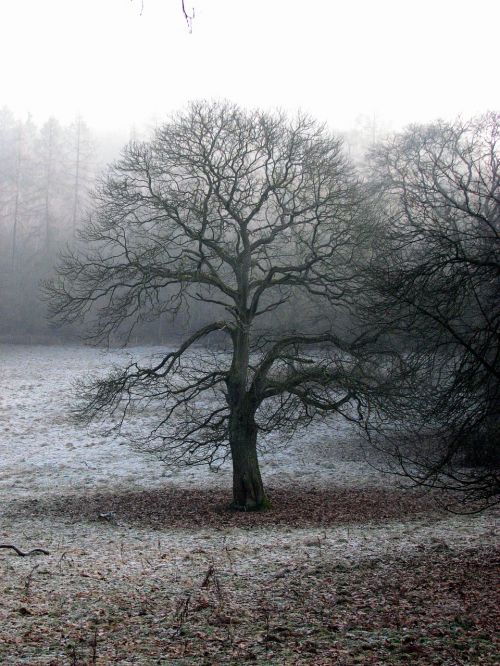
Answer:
[36,117,67,252]
[368,113,499,505]
[66,116,95,237]
[46,101,385,510]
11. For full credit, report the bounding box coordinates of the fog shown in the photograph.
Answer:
[1,0,498,343]
[1,0,498,135]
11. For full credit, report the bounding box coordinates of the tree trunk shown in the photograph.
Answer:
[12,129,22,270]
[71,117,82,237]
[227,246,267,509]
[229,409,267,510]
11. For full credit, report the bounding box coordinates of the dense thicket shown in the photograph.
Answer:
[367,113,499,504]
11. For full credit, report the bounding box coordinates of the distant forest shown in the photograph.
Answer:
[0,107,382,345]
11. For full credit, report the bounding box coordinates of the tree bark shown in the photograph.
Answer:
[228,408,267,510]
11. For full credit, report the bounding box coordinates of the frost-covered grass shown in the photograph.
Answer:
[0,343,390,500]
[0,344,498,664]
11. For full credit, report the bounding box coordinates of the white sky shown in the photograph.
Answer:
[0,0,498,135]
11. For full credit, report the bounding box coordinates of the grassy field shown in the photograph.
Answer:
[0,345,498,664]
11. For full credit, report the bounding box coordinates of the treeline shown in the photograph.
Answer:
[0,107,126,342]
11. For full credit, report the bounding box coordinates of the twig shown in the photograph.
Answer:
[174,593,191,635]
[24,564,39,597]
[90,626,98,664]
[201,563,215,588]
[181,0,194,32]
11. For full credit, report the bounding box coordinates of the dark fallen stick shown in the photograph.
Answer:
[0,544,50,556]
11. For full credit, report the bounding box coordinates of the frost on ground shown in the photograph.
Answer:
[0,344,498,664]
[0,344,392,501]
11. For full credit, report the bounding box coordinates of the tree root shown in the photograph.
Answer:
[0,544,50,556]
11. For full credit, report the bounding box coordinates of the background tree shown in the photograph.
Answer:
[35,117,67,252]
[368,113,499,505]
[67,116,95,237]
[46,101,386,510]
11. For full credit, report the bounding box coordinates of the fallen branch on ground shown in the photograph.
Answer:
[0,544,50,556]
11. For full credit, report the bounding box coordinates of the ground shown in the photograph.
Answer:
[0,344,498,665]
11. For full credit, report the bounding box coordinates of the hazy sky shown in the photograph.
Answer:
[1,0,498,134]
